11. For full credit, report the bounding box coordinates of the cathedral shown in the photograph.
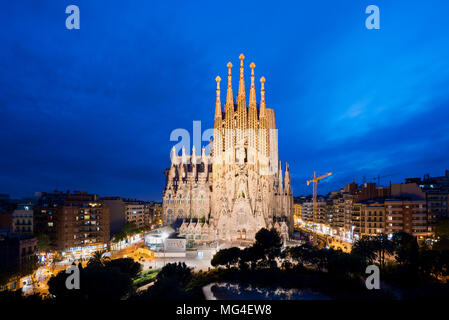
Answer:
[162,54,293,243]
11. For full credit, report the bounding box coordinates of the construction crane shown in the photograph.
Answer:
[307,171,333,245]
[372,173,398,186]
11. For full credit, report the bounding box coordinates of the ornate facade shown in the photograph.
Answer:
[163,54,293,243]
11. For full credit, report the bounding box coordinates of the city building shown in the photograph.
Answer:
[328,191,353,235]
[293,203,302,228]
[163,55,293,243]
[359,200,385,236]
[301,197,328,225]
[385,183,431,239]
[0,234,37,282]
[0,212,12,231]
[33,191,110,256]
[144,202,163,227]
[0,194,14,231]
[12,204,34,235]
[385,199,428,238]
[0,235,37,269]
[0,234,37,292]
[407,170,449,231]
[154,203,163,226]
[101,197,126,236]
[124,200,146,229]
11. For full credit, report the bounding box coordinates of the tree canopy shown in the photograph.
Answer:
[112,223,150,242]
[48,257,141,300]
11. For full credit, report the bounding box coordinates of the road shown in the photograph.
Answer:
[296,226,353,252]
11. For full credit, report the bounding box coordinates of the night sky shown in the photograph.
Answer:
[1,1,449,201]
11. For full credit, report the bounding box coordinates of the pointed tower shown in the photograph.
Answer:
[266,108,278,174]
[169,146,177,180]
[224,62,235,164]
[179,146,186,180]
[236,54,248,145]
[258,76,268,159]
[213,76,223,164]
[191,145,197,180]
[170,146,178,166]
[192,145,197,165]
[201,145,209,175]
[247,62,258,165]
[181,146,187,164]
[278,161,283,193]
[284,162,291,194]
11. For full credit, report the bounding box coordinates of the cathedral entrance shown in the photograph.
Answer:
[237,229,247,240]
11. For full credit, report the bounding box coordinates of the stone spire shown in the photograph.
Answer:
[279,161,283,192]
[258,76,268,158]
[182,146,187,164]
[259,76,266,118]
[224,62,235,157]
[225,62,233,111]
[236,54,247,144]
[284,162,291,193]
[170,146,178,166]
[248,62,258,154]
[249,62,256,108]
[202,146,207,163]
[213,75,223,162]
[201,145,209,176]
[192,145,197,165]
[215,76,222,119]
[238,54,246,101]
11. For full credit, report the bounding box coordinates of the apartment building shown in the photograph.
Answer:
[359,200,385,236]
[34,191,110,252]
[124,201,146,228]
[301,197,328,225]
[407,170,449,231]
[385,199,429,238]
[12,204,34,235]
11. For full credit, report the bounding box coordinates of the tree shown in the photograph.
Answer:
[133,262,201,301]
[211,247,241,269]
[82,265,132,300]
[156,262,192,287]
[47,263,83,300]
[104,258,141,279]
[36,233,51,252]
[440,250,449,277]
[351,236,376,269]
[87,250,109,268]
[19,255,39,277]
[392,232,419,267]
[433,236,449,251]
[254,228,282,268]
[371,234,394,270]
[418,249,442,279]
[48,259,136,300]
[112,223,150,242]
[435,218,449,238]
[325,249,360,276]
[239,245,264,270]
[287,243,314,266]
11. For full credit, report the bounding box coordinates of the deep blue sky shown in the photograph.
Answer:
[1,1,449,200]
